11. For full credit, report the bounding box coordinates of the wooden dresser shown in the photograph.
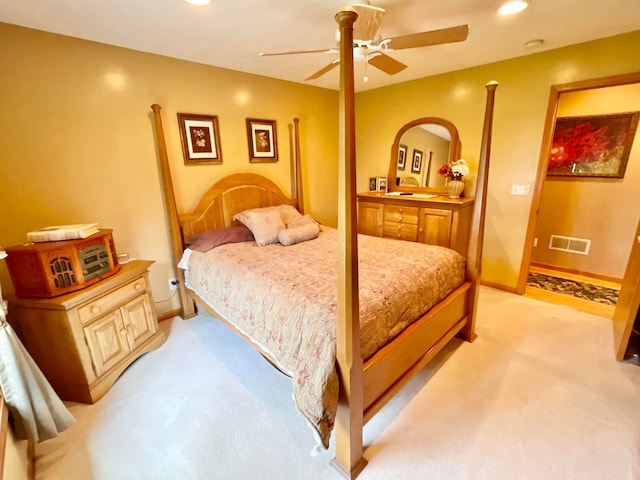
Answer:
[7,260,166,404]
[357,192,473,255]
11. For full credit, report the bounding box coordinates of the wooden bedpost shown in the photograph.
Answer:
[462,81,499,341]
[293,117,305,214]
[331,7,367,480]
[150,104,196,319]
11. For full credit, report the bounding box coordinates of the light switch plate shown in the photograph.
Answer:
[510,184,530,196]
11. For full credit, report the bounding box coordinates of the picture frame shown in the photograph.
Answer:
[547,112,639,177]
[397,144,408,170]
[368,177,387,192]
[411,149,423,174]
[177,113,222,165]
[246,118,278,163]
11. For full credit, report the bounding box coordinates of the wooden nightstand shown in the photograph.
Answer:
[7,260,166,403]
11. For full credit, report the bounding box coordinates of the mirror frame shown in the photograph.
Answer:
[386,117,461,194]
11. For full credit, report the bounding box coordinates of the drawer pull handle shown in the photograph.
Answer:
[134,282,143,291]
[90,306,100,314]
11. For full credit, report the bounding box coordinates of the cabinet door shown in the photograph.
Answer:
[121,294,157,351]
[358,202,383,237]
[418,208,453,247]
[84,310,130,377]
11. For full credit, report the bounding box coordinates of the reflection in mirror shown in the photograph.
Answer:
[387,117,461,194]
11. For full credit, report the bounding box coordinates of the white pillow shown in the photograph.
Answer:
[279,222,320,246]
[285,213,318,229]
[233,208,285,246]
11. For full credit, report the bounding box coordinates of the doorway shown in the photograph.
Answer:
[517,72,640,317]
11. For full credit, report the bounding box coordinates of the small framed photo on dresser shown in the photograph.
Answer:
[369,177,387,192]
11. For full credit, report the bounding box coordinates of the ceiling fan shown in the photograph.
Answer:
[259,3,469,81]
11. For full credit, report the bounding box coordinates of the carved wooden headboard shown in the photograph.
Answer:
[178,173,298,241]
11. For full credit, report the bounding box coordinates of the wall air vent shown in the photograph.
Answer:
[548,235,591,255]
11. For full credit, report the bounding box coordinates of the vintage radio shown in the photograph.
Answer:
[5,229,120,298]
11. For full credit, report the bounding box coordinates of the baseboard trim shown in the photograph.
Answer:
[480,279,518,294]
[157,309,181,322]
[530,262,623,284]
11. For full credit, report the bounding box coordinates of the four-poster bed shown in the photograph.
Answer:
[150,8,496,479]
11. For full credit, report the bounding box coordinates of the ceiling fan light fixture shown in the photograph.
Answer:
[498,0,529,15]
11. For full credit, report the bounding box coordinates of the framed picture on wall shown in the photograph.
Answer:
[246,118,278,163]
[411,149,423,173]
[547,111,639,177]
[397,144,408,170]
[177,113,222,165]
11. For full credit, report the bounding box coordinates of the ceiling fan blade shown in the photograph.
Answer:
[352,4,385,42]
[386,24,469,50]
[259,48,337,57]
[368,52,407,75]
[305,60,340,81]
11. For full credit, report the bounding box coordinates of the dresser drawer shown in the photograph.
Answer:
[78,276,147,325]
[383,221,418,241]
[383,205,419,224]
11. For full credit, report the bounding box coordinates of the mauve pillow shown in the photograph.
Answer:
[185,226,255,253]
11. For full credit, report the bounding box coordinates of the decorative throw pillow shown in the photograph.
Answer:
[285,213,318,229]
[185,226,255,253]
[233,208,285,246]
[278,222,320,246]
[277,204,304,225]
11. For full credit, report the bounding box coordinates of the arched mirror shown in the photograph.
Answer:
[386,117,461,194]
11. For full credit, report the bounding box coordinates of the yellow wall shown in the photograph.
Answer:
[0,23,338,315]
[356,30,640,288]
[532,83,640,278]
[2,21,640,305]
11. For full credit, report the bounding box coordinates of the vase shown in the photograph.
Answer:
[446,179,465,198]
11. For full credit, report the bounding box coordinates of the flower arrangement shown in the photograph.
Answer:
[438,159,470,181]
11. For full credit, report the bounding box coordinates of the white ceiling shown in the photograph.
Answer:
[1,0,639,92]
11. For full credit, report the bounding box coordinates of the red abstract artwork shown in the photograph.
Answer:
[547,112,639,177]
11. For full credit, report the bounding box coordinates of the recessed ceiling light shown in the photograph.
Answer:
[183,0,211,5]
[524,38,544,49]
[498,0,529,15]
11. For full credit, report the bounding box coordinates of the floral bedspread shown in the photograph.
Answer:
[181,227,466,448]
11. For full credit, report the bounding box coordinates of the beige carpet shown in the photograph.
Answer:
[35,287,640,480]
